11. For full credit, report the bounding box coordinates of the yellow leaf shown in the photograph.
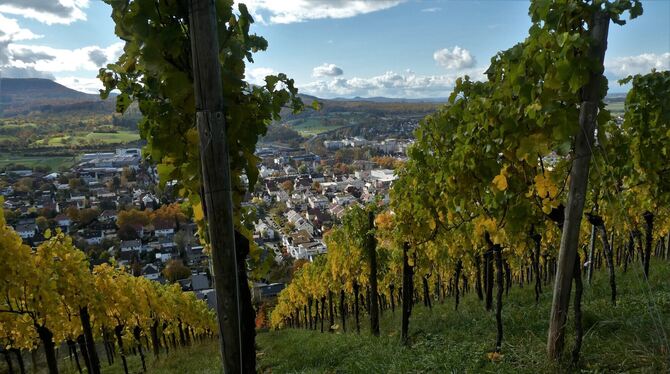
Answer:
[492,174,508,191]
[193,202,205,222]
[487,351,504,362]
[44,229,51,239]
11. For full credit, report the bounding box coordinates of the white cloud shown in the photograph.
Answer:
[55,76,103,94]
[300,68,486,98]
[0,0,89,25]
[606,52,670,78]
[433,46,476,70]
[0,13,42,42]
[246,67,276,86]
[312,63,343,78]
[240,0,404,24]
[10,48,54,64]
[0,65,54,79]
[0,13,43,66]
[7,42,124,72]
[421,7,441,12]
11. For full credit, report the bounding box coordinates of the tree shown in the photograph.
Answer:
[281,180,294,194]
[116,209,150,228]
[78,208,100,226]
[163,260,192,283]
[36,216,49,233]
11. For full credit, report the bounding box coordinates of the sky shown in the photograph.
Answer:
[0,0,668,98]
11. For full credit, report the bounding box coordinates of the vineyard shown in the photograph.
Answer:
[268,0,670,370]
[2,0,669,373]
[0,207,217,374]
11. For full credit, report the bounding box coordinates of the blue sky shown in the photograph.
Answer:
[0,0,668,98]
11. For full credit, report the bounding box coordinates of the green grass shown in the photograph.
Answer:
[290,118,350,136]
[606,101,625,115]
[58,260,670,373]
[59,341,223,374]
[256,260,670,373]
[0,153,76,170]
[33,131,139,147]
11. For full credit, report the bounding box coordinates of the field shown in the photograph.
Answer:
[32,130,140,147]
[289,118,351,136]
[51,259,670,373]
[606,101,625,116]
[0,153,77,170]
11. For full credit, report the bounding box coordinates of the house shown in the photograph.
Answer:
[158,236,175,250]
[154,220,175,237]
[370,168,397,186]
[252,282,285,303]
[308,195,329,209]
[191,273,210,291]
[254,220,275,240]
[195,289,217,310]
[120,239,142,252]
[81,230,104,245]
[99,210,118,223]
[54,215,72,232]
[15,224,37,239]
[306,208,331,227]
[155,252,173,263]
[283,229,325,259]
[142,264,161,281]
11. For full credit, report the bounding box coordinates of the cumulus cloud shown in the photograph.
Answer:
[421,7,441,12]
[300,68,486,99]
[433,46,476,70]
[0,0,89,25]
[10,48,54,64]
[606,52,670,78]
[312,63,343,78]
[241,0,404,24]
[0,13,43,67]
[54,76,103,94]
[88,49,108,67]
[7,42,124,72]
[246,67,276,86]
[0,65,54,79]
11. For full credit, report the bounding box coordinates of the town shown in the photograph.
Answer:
[0,130,414,309]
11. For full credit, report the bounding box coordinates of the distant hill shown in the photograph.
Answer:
[0,78,113,117]
[332,96,448,103]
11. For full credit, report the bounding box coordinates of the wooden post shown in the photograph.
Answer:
[188,0,252,372]
[547,9,610,360]
[367,211,380,336]
[401,242,414,345]
[587,224,596,284]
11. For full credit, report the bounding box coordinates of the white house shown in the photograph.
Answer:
[15,224,36,239]
[142,264,161,281]
[154,221,175,237]
[155,252,173,262]
[82,230,104,245]
[120,239,142,252]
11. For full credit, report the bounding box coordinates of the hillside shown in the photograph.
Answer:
[0,78,113,117]
[53,260,670,373]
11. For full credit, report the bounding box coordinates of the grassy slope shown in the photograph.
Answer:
[257,259,670,373]
[33,131,139,147]
[0,153,77,170]
[59,260,670,373]
[290,118,351,136]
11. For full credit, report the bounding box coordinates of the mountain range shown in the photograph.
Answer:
[0,78,112,117]
[0,78,627,118]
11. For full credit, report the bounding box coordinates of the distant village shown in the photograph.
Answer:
[1,134,412,309]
